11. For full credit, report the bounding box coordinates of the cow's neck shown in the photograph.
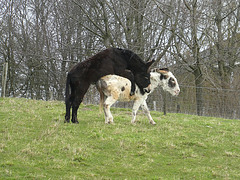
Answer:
[150,72,162,90]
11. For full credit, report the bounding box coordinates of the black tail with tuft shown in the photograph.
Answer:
[65,73,70,103]
[64,73,71,123]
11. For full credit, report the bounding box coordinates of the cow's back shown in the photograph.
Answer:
[68,48,129,83]
[97,75,137,102]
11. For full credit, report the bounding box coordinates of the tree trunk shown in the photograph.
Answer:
[1,63,8,97]
[194,68,204,116]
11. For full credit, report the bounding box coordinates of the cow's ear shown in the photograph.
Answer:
[158,68,169,79]
[146,59,155,70]
[158,68,169,75]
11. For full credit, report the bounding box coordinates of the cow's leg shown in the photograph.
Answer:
[71,83,90,124]
[64,95,72,123]
[71,98,81,124]
[131,100,143,124]
[103,96,117,124]
[65,88,77,123]
[116,70,136,96]
[141,100,156,125]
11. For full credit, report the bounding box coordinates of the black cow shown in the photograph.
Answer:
[65,48,154,123]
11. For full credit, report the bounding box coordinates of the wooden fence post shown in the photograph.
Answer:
[153,101,156,111]
[163,91,167,115]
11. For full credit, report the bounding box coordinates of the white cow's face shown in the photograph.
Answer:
[160,71,180,96]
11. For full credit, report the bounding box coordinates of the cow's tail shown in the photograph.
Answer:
[99,90,104,113]
[96,81,104,113]
[64,73,71,123]
[65,73,71,103]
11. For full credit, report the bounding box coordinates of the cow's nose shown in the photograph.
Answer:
[175,89,180,95]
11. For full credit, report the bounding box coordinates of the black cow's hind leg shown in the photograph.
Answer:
[64,96,72,123]
[71,101,81,124]
[71,83,90,124]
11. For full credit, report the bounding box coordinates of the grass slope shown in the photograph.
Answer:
[0,98,239,179]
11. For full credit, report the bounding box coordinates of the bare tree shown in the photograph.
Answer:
[173,0,208,115]
[172,0,240,116]
[206,0,240,117]
[209,0,240,89]
[69,0,179,61]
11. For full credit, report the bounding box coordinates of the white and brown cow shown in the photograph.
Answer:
[96,68,180,125]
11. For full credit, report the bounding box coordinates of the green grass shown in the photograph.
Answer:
[0,97,239,179]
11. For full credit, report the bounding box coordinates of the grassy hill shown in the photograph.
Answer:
[0,98,239,179]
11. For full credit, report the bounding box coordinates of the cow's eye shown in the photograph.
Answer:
[168,77,176,87]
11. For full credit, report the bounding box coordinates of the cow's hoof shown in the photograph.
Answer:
[64,120,70,123]
[64,118,70,123]
[71,120,79,124]
[150,121,156,125]
[64,116,70,123]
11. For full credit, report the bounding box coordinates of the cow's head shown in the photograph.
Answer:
[153,68,180,96]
